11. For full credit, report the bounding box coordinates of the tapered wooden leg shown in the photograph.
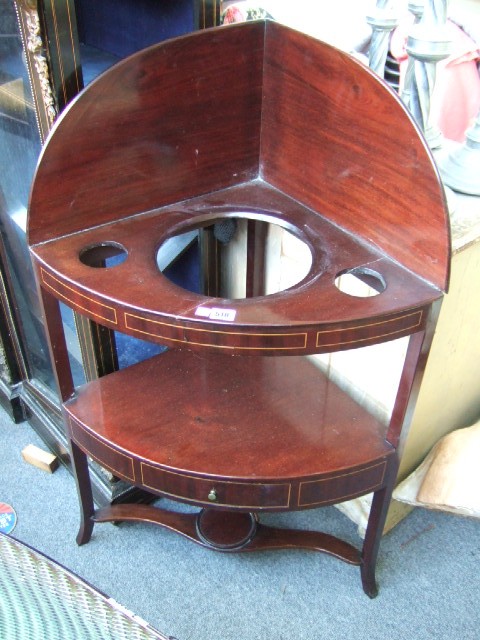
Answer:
[360,461,398,598]
[70,439,95,545]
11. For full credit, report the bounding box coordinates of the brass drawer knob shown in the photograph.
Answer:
[208,489,218,502]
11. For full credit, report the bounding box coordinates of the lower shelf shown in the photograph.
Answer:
[64,349,394,511]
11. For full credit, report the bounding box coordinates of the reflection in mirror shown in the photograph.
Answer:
[157,216,313,300]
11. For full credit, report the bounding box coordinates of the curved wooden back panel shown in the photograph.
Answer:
[29,20,449,291]
[28,22,265,245]
[261,21,449,291]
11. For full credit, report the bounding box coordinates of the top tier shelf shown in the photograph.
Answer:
[28,20,450,356]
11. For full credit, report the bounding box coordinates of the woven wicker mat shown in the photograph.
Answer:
[0,532,170,639]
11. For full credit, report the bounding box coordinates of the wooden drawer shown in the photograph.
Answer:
[67,415,292,509]
[140,463,291,510]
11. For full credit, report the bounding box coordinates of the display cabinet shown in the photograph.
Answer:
[28,21,449,595]
[1,0,57,432]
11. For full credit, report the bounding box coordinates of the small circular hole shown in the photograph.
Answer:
[335,267,386,297]
[79,242,128,268]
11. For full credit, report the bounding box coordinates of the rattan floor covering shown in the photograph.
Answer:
[0,532,169,639]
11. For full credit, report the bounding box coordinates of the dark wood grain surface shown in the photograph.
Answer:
[261,22,450,291]
[29,20,450,291]
[31,181,439,354]
[28,22,265,244]
[65,349,393,509]
[28,19,450,594]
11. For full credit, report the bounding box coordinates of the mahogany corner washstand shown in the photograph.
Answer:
[27,20,450,597]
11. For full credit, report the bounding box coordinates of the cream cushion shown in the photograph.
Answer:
[394,421,480,517]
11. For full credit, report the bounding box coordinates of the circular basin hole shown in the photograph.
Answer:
[335,267,386,297]
[157,214,313,299]
[79,242,128,268]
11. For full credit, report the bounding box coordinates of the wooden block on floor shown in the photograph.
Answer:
[21,444,59,474]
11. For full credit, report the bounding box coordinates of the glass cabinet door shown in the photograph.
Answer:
[0,0,55,393]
